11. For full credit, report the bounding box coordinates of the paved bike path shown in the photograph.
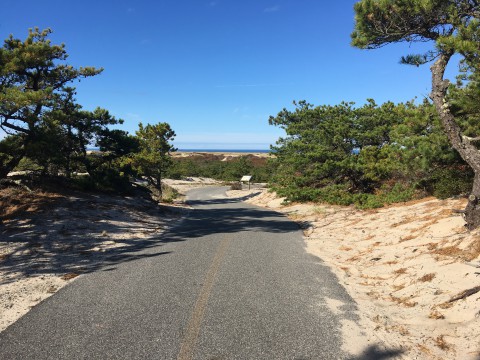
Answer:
[0,187,359,359]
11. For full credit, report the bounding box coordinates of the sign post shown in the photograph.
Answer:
[240,175,253,190]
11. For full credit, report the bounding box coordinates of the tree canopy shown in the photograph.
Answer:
[0,28,177,198]
[268,99,470,207]
[0,28,102,135]
[0,28,106,178]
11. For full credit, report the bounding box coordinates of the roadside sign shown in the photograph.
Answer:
[240,175,253,190]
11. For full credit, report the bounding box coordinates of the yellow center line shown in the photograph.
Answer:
[177,238,230,360]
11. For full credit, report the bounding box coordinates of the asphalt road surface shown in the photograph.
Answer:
[0,187,364,359]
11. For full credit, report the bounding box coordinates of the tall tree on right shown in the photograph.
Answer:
[352,0,480,229]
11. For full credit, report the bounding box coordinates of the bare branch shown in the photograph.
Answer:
[0,119,29,134]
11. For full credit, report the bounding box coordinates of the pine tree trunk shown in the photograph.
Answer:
[156,174,162,197]
[0,150,25,179]
[65,125,72,179]
[0,166,11,180]
[464,173,480,230]
[431,52,480,229]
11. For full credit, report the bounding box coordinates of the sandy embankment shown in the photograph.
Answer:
[0,178,219,333]
[228,188,480,360]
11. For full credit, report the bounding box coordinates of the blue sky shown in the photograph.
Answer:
[0,0,459,149]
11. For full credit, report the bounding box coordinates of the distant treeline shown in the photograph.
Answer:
[267,99,475,208]
[166,154,272,183]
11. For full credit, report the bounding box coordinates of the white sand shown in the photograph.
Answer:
[0,190,186,332]
[227,189,480,360]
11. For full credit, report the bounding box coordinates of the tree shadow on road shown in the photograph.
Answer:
[0,188,185,285]
[0,187,302,285]
[163,195,301,241]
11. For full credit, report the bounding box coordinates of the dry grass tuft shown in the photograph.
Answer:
[400,234,417,242]
[347,253,367,262]
[429,309,445,320]
[434,244,480,262]
[416,344,433,356]
[418,273,436,282]
[391,215,418,228]
[393,268,408,275]
[46,286,58,294]
[366,290,381,300]
[392,325,410,336]
[437,208,454,217]
[418,214,437,222]
[288,213,304,220]
[438,302,454,309]
[392,283,406,292]
[434,335,451,351]
[412,219,440,233]
[312,206,327,215]
[348,218,363,226]
[61,273,80,281]
[468,237,480,260]
[384,260,399,265]
[0,187,63,221]
[390,295,417,307]
[453,225,468,234]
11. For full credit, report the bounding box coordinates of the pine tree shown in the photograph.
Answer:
[352,0,480,228]
[0,28,102,178]
[131,122,176,196]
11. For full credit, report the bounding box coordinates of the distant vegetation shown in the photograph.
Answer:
[166,153,272,183]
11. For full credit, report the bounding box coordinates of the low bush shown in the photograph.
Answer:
[274,182,417,209]
[431,167,473,199]
[160,183,179,203]
[230,182,243,190]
